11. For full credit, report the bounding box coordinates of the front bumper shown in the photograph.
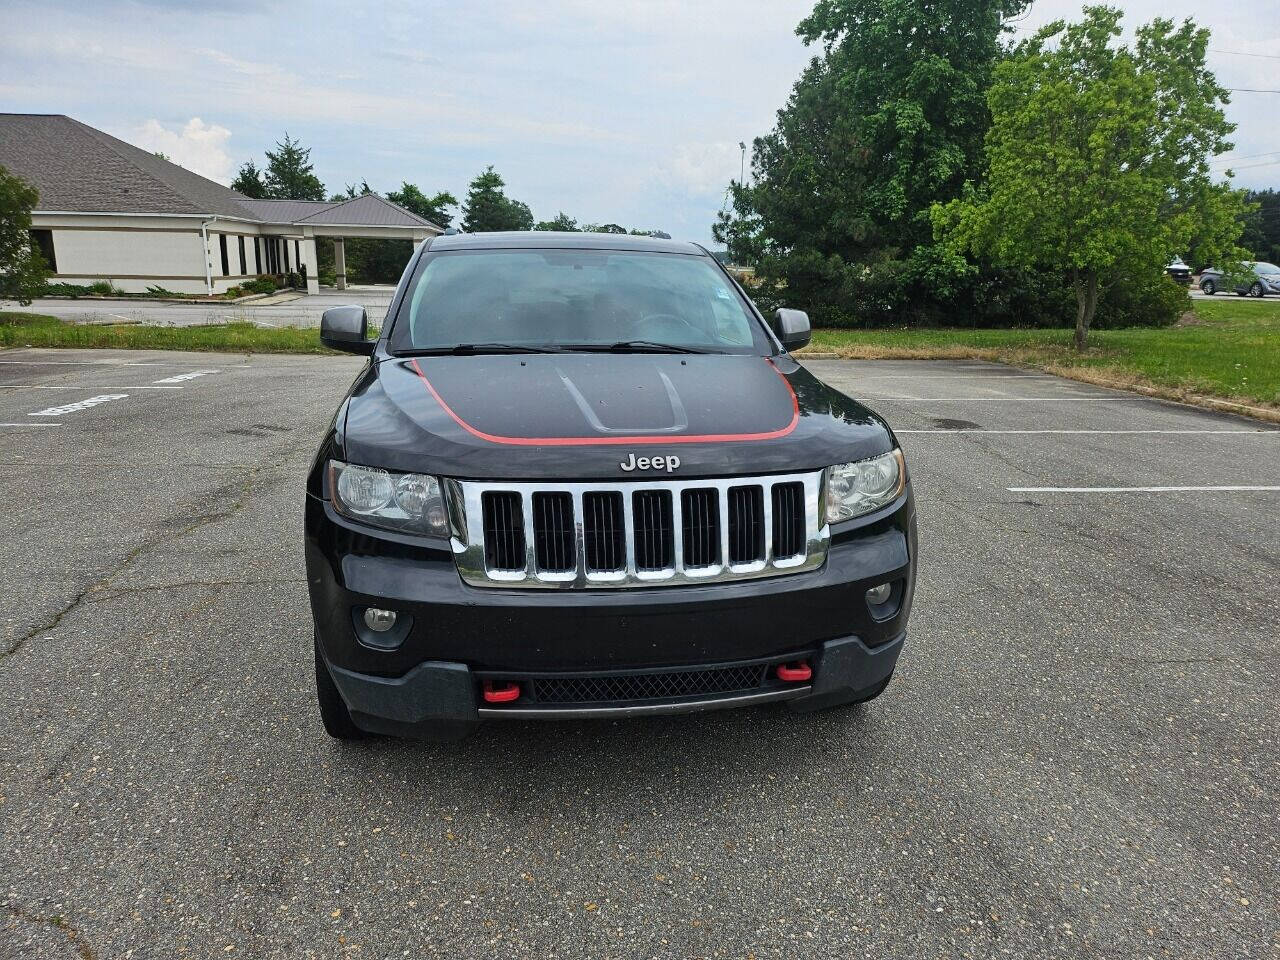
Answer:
[306,488,916,736]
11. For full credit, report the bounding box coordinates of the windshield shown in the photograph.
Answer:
[1254,262,1280,275]
[388,249,771,355]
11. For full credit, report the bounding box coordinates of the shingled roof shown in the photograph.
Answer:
[0,114,441,230]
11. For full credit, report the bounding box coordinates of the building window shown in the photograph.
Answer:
[29,229,57,272]
[253,237,261,274]
[219,234,229,276]
[283,240,290,272]
[237,236,246,275]
[294,240,301,269]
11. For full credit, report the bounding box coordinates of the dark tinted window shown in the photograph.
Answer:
[29,229,56,272]
[392,249,769,355]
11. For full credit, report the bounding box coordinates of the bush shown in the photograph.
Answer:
[243,277,277,295]
[284,271,303,289]
[224,285,243,298]
[1092,272,1188,329]
[86,279,120,295]
[145,284,177,296]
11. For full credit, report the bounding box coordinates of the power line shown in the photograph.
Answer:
[1226,88,1280,94]
[1224,159,1280,171]
[1210,150,1280,166]
[1210,48,1280,60]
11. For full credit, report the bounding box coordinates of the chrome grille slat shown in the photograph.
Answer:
[453,471,827,589]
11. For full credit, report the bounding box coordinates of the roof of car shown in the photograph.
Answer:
[428,231,704,255]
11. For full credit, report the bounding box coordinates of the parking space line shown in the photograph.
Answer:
[152,370,219,384]
[900,429,1279,435]
[28,394,128,417]
[1009,485,1280,493]
[0,360,164,366]
[0,422,62,426]
[0,384,183,390]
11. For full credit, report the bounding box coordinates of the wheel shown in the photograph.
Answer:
[314,633,364,740]
[1201,279,1216,295]
[1250,282,1264,298]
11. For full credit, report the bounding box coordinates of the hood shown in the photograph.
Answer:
[340,353,895,480]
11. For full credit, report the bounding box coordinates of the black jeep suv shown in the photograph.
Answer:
[305,232,917,740]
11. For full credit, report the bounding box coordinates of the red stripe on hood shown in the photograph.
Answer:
[407,357,799,447]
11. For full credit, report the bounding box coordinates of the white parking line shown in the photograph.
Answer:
[0,360,165,366]
[152,370,219,384]
[900,429,1279,435]
[0,422,62,426]
[29,394,128,417]
[0,384,183,390]
[1009,485,1280,493]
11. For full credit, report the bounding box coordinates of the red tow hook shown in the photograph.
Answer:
[481,679,521,704]
[776,661,813,683]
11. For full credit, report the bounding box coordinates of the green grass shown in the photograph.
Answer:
[3,298,1277,411]
[806,298,1280,410]
[0,312,337,354]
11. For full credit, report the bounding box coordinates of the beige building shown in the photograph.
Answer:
[0,113,442,295]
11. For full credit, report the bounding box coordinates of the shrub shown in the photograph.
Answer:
[285,271,303,289]
[145,284,177,296]
[224,285,243,298]
[1092,272,1188,329]
[86,279,119,295]
[243,277,277,295]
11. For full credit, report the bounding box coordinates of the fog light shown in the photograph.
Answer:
[866,583,892,606]
[363,608,397,632]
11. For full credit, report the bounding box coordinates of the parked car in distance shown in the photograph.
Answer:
[1198,261,1280,297]
[305,232,917,741]
[1165,257,1191,284]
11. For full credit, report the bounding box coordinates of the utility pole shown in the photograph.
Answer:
[739,142,746,184]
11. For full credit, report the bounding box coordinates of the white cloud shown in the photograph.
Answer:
[132,117,234,183]
[655,142,746,199]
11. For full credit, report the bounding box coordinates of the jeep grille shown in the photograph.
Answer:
[450,471,827,588]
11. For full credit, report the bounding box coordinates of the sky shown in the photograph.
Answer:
[1,0,1277,244]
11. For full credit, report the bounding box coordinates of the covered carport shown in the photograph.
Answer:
[238,194,441,294]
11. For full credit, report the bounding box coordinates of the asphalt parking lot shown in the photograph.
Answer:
[1,349,1277,959]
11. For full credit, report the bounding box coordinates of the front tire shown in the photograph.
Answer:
[1201,279,1216,295]
[1250,282,1265,298]
[315,634,364,740]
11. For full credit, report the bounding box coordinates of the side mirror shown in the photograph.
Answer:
[321,305,373,355]
[772,308,811,351]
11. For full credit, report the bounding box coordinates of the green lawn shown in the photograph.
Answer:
[3,298,1277,411]
[0,312,336,354]
[806,298,1280,409]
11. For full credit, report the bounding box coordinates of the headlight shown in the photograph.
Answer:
[328,460,450,537]
[824,449,906,523]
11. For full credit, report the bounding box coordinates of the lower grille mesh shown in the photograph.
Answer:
[530,664,770,704]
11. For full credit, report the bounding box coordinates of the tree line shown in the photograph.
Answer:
[231,140,664,236]
[714,1,1255,348]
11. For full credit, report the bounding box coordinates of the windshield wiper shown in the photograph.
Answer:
[396,342,563,356]
[561,340,712,355]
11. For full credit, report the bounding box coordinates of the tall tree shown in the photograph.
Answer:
[535,212,580,232]
[231,159,267,198]
[460,166,534,232]
[0,164,50,304]
[714,0,1026,323]
[933,6,1247,349]
[264,133,325,201]
[386,182,457,228]
[1240,189,1280,265]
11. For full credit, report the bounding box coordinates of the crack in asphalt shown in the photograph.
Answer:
[5,904,96,960]
[0,456,290,664]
